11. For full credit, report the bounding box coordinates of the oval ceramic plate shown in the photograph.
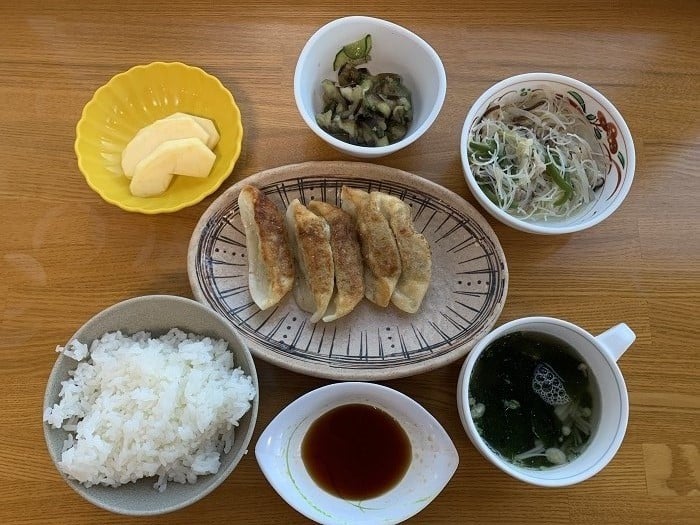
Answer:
[75,62,243,214]
[188,161,508,380]
[255,382,459,525]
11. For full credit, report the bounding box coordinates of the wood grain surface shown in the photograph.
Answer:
[1,1,698,523]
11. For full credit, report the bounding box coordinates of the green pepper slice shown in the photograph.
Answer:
[546,151,574,206]
[469,139,497,159]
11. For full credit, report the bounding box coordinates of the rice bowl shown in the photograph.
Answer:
[43,295,259,516]
[44,329,255,491]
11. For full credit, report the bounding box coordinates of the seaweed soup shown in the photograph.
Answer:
[469,331,597,469]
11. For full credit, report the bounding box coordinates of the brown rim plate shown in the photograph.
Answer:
[187,161,508,380]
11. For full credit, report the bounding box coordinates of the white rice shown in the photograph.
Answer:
[43,328,256,491]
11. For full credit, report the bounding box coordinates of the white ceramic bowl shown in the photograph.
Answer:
[460,73,635,234]
[256,382,458,524]
[294,16,446,159]
[43,295,259,515]
[457,316,635,487]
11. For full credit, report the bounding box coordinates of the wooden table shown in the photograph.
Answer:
[2,1,698,523]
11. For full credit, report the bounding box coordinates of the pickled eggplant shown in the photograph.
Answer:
[316,34,413,147]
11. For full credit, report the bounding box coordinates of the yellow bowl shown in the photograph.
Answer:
[75,62,243,214]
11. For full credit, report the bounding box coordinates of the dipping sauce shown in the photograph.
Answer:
[469,331,596,468]
[301,403,412,500]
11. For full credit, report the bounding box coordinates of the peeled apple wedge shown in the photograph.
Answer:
[165,112,220,149]
[129,138,216,198]
[121,116,212,178]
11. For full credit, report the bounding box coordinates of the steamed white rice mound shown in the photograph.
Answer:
[43,328,256,491]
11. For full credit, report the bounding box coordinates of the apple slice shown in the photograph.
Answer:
[165,112,220,149]
[121,117,211,178]
[129,137,216,198]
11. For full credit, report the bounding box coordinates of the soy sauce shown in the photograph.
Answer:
[301,403,412,500]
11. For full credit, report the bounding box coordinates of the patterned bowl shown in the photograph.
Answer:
[75,62,243,214]
[460,73,635,234]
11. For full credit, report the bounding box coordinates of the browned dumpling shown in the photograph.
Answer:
[340,186,401,308]
[238,185,295,310]
[373,192,432,313]
[285,199,335,323]
[307,200,364,322]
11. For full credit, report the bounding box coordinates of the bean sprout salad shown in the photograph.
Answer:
[468,89,610,220]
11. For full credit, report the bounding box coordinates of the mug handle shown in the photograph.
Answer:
[595,323,636,362]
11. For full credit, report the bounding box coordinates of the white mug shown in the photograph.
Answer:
[457,316,635,487]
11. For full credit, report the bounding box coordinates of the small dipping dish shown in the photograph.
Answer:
[256,382,458,524]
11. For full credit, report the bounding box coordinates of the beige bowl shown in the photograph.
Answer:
[42,295,259,516]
